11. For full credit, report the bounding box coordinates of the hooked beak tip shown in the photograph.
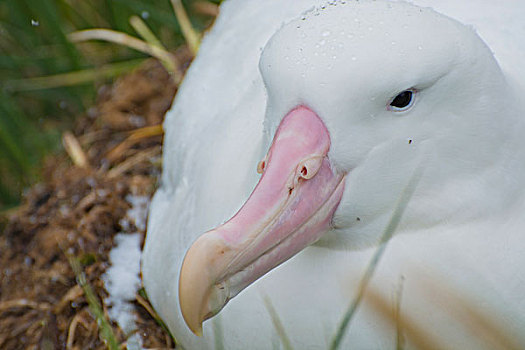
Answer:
[179,233,230,337]
[192,324,203,337]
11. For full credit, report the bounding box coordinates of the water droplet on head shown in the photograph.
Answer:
[351,56,357,61]
[417,45,423,50]
[322,30,331,37]
[347,33,354,39]
[319,39,326,46]
[391,41,397,45]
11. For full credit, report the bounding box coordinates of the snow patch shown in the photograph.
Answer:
[103,233,143,350]
[103,194,150,350]
[120,195,149,232]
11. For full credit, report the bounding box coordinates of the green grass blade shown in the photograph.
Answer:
[5,59,144,91]
[263,295,294,350]
[28,0,82,68]
[68,254,120,350]
[329,166,423,350]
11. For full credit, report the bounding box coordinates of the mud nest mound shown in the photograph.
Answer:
[0,54,191,349]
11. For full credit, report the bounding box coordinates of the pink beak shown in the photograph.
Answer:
[179,106,346,335]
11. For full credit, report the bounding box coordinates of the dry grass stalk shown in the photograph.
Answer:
[364,276,525,350]
[129,16,164,50]
[170,0,201,55]
[107,147,160,179]
[66,312,90,350]
[105,124,163,163]
[135,293,160,322]
[63,131,90,168]
[128,16,179,77]
[193,1,220,17]
[54,285,84,314]
[365,288,448,350]
[417,272,525,350]
[78,130,111,146]
[0,299,51,312]
[69,29,181,83]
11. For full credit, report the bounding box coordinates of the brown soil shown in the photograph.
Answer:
[0,53,191,349]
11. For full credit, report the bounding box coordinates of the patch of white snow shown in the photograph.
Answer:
[103,233,143,349]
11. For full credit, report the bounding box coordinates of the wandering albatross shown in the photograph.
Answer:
[142,0,525,348]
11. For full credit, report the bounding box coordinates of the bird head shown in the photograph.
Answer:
[178,0,513,335]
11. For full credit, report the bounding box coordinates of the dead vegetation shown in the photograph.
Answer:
[0,56,189,349]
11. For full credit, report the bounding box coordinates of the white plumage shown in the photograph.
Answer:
[142,1,525,349]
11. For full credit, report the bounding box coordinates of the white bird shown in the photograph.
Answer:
[142,0,525,349]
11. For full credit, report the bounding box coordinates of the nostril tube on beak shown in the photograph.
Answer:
[298,156,323,180]
[257,159,266,174]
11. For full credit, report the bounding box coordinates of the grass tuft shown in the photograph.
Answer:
[67,253,120,350]
[0,0,220,208]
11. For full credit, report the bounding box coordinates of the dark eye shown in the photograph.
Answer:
[388,89,416,111]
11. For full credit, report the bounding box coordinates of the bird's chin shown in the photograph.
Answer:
[178,106,347,335]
